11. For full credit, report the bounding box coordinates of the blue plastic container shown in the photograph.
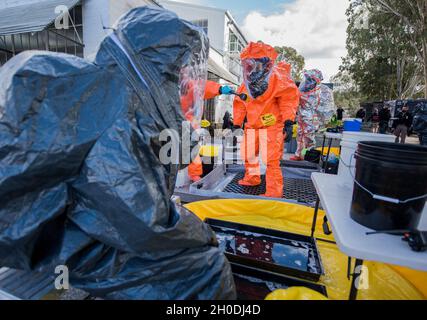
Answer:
[344,119,362,132]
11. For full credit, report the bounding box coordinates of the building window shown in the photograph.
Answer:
[229,31,244,53]
[191,19,208,35]
[0,4,84,66]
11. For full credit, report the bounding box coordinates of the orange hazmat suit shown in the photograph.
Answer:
[276,61,292,79]
[187,80,222,182]
[233,42,299,198]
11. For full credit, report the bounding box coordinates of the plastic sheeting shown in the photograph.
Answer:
[0,7,235,300]
[186,200,427,300]
[178,41,208,128]
[242,57,274,99]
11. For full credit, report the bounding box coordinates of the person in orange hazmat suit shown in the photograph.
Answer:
[276,60,297,142]
[276,60,292,79]
[184,80,233,182]
[233,42,300,198]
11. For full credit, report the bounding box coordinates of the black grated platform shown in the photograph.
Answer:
[223,172,318,204]
[0,268,54,300]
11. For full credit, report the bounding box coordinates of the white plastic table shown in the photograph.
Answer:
[310,172,427,299]
[323,132,343,140]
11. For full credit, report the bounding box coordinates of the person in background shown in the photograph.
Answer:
[276,60,297,144]
[412,102,427,146]
[394,105,413,144]
[356,108,366,122]
[291,69,324,162]
[222,111,233,130]
[336,106,344,121]
[283,120,294,144]
[370,108,380,133]
[379,106,391,134]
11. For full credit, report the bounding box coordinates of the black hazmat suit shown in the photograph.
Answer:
[0,7,235,299]
[413,102,427,146]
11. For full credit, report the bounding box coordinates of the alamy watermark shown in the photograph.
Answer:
[54,265,69,290]
[54,5,71,30]
[354,265,370,290]
[158,121,272,167]
[354,6,370,30]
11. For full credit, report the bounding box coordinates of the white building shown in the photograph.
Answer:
[0,0,247,125]
[159,0,248,124]
[0,0,160,64]
[83,0,160,57]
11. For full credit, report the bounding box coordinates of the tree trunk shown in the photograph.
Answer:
[424,41,427,98]
[422,0,427,98]
[396,58,403,99]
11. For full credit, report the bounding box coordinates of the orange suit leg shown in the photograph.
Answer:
[188,155,203,182]
[263,125,284,198]
[239,128,261,186]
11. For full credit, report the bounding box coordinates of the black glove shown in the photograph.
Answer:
[232,124,242,131]
[283,120,293,133]
[283,120,294,143]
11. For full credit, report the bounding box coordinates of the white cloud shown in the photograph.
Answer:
[241,0,349,81]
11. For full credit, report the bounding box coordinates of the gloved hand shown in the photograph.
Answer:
[283,120,294,133]
[219,85,233,95]
[284,120,294,127]
[283,120,294,143]
[232,124,242,131]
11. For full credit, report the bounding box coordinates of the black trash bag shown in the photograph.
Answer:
[0,6,236,300]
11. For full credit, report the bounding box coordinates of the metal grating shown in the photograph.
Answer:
[223,172,318,204]
[0,268,54,300]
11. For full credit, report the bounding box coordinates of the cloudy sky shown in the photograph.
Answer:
[168,0,350,81]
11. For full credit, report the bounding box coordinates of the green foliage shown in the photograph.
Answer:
[338,0,426,102]
[330,72,364,116]
[274,46,305,81]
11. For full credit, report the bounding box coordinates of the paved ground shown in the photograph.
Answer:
[406,135,420,145]
[283,133,422,159]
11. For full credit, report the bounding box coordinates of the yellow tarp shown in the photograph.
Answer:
[266,287,328,300]
[316,147,341,157]
[185,199,427,300]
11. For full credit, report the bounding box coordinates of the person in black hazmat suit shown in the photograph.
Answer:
[0,7,235,299]
[413,101,427,146]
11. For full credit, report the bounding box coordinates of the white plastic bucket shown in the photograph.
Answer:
[338,132,395,186]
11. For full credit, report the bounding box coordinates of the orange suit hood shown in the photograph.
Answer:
[276,61,292,79]
[240,42,279,61]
